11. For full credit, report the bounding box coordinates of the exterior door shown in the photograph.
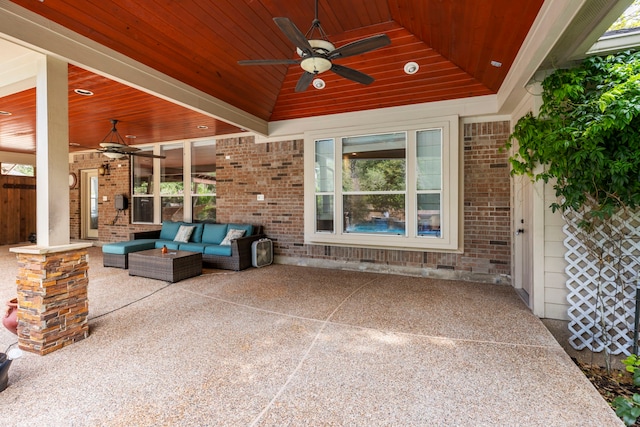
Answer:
[81,170,99,239]
[513,174,533,305]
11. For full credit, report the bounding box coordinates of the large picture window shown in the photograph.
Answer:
[305,116,459,251]
[342,133,406,235]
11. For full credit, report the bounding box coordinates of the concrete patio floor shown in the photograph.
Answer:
[0,245,622,426]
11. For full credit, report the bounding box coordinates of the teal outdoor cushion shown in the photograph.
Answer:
[182,222,205,242]
[203,245,232,256]
[154,240,180,250]
[178,242,208,253]
[202,223,228,245]
[159,221,183,240]
[102,239,156,255]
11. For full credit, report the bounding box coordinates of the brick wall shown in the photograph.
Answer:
[71,120,512,281]
[462,121,511,276]
[70,154,158,241]
[214,120,512,280]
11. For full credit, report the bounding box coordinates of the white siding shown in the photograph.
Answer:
[543,183,569,320]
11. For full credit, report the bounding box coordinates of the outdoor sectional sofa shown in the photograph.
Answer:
[102,221,264,271]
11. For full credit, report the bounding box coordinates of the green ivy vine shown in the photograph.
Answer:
[506,50,640,228]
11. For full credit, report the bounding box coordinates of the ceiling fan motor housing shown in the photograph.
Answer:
[297,39,335,74]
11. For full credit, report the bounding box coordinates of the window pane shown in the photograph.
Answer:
[342,133,406,192]
[191,140,216,194]
[160,144,184,196]
[132,154,153,195]
[417,193,441,237]
[160,144,184,222]
[316,195,334,232]
[315,139,334,192]
[417,129,442,191]
[344,194,405,235]
[132,151,154,223]
[191,140,216,221]
[193,196,216,221]
[133,197,153,223]
[90,176,99,230]
[1,163,34,176]
[162,196,184,222]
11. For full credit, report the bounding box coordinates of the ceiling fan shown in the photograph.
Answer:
[96,119,165,159]
[238,0,391,92]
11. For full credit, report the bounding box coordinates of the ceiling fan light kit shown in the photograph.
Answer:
[238,0,391,92]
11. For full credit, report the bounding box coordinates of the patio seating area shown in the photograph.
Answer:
[0,244,621,426]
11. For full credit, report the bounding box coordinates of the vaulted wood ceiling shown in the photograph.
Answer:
[1,0,544,153]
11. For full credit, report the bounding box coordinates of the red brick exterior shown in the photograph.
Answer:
[71,120,511,280]
[69,154,158,242]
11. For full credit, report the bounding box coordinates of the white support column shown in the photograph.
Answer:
[35,55,69,247]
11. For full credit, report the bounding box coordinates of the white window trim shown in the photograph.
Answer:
[304,115,461,252]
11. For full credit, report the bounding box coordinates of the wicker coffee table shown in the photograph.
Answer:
[128,249,202,282]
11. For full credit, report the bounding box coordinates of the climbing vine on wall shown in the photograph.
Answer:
[506,50,640,229]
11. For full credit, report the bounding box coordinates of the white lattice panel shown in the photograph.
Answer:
[564,208,640,355]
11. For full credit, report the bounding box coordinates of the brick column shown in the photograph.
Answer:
[10,244,91,355]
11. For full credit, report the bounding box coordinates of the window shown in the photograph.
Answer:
[1,163,34,176]
[191,140,216,221]
[132,151,154,223]
[315,139,334,232]
[305,116,459,251]
[342,133,406,235]
[160,144,184,222]
[416,129,442,237]
[131,140,216,224]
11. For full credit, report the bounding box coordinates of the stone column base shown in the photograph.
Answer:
[11,244,91,355]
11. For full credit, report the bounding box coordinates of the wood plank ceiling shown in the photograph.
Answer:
[1,0,544,153]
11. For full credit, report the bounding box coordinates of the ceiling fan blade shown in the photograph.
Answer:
[129,151,166,159]
[100,143,139,153]
[295,71,315,92]
[330,64,375,85]
[238,59,299,66]
[328,34,391,60]
[273,17,313,55]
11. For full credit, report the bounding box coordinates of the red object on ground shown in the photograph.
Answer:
[2,298,18,335]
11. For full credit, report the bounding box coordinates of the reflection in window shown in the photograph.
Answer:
[1,163,34,176]
[342,133,406,235]
[417,129,442,237]
[90,176,99,230]
[315,139,334,232]
[161,144,184,222]
[191,140,216,221]
[132,151,154,223]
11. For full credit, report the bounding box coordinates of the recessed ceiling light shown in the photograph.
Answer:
[0,111,11,116]
[197,125,209,129]
[125,135,136,139]
[312,78,326,89]
[490,60,502,67]
[404,62,419,75]
[74,89,94,96]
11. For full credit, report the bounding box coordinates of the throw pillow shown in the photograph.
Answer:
[174,225,195,243]
[220,228,245,245]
